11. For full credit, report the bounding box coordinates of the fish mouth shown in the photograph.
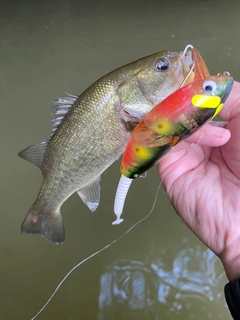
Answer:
[192,47,210,80]
[180,45,211,87]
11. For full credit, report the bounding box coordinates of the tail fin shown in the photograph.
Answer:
[21,206,65,245]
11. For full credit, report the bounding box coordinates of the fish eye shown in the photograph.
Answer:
[203,80,217,93]
[155,58,170,72]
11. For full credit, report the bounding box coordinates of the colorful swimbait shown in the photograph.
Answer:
[113,50,233,224]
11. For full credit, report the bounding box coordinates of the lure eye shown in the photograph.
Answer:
[203,80,217,93]
[155,58,170,72]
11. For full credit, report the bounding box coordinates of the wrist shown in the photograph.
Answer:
[220,238,240,281]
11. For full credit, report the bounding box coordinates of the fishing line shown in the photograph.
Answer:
[30,49,203,318]
[30,128,204,320]
[30,180,162,320]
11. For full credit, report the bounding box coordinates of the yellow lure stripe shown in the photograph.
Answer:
[212,103,224,118]
[192,94,221,108]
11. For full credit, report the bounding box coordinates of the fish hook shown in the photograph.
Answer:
[180,44,195,88]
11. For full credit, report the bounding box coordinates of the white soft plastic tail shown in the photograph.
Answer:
[112,175,133,225]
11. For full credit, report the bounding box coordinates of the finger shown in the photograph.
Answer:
[185,122,231,146]
[221,117,240,179]
[219,81,240,121]
[217,81,240,178]
[158,141,209,190]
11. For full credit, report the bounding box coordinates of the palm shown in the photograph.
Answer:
[158,82,240,267]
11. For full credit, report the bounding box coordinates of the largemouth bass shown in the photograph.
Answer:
[19,48,194,244]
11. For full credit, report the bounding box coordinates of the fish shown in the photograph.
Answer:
[18,46,195,244]
[112,49,233,224]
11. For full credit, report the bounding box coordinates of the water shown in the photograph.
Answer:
[1,0,240,318]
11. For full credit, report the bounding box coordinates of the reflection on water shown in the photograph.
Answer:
[98,244,226,319]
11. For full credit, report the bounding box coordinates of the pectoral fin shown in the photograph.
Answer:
[77,177,101,211]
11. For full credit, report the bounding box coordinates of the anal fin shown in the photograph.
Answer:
[77,176,101,211]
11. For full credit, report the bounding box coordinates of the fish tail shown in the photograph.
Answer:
[21,205,65,245]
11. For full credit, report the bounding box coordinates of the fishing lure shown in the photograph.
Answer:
[113,52,233,224]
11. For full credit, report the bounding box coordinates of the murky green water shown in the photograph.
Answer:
[1,0,240,319]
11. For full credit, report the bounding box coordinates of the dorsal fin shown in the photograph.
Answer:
[51,93,78,134]
[18,140,48,169]
[18,93,78,168]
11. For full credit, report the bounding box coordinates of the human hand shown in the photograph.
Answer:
[158,81,240,281]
